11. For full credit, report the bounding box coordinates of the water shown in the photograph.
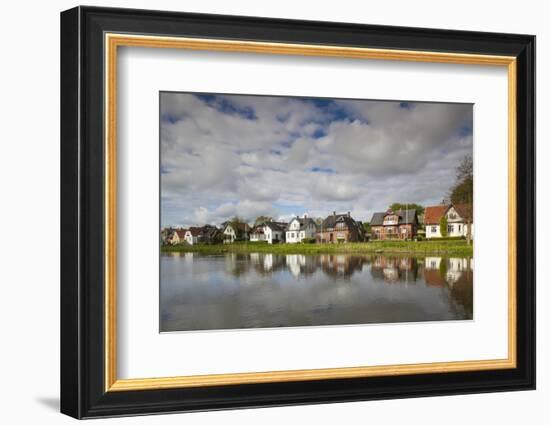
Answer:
[160,252,473,332]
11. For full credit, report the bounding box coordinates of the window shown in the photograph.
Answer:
[431,226,437,233]
[458,224,462,232]
[448,224,454,233]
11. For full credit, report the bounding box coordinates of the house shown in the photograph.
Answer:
[424,203,473,239]
[184,227,203,245]
[201,225,222,244]
[166,228,187,245]
[369,209,419,240]
[285,215,317,243]
[250,221,287,244]
[316,211,362,243]
[223,222,250,243]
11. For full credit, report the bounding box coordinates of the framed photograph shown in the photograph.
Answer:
[60,6,535,419]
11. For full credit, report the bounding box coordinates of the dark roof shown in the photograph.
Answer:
[321,213,358,229]
[453,204,473,222]
[370,209,417,226]
[370,212,385,226]
[265,221,287,231]
[286,217,317,231]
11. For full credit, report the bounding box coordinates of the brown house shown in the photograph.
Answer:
[316,211,362,243]
[369,209,419,240]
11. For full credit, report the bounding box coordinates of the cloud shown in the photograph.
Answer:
[160,92,472,227]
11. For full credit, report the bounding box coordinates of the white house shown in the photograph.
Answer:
[184,227,203,245]
[249,221,287,244]
[424,204,473,239]
[285,215,318,243]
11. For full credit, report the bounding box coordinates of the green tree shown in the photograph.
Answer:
[449,155,473,204]
[229,216,248,240]
[389,203,425,216]
[362,221,371,233]
[448,155,473,245]
[439,215,448,237]
[254,215,272,226]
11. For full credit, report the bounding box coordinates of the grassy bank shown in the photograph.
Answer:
[161,240,473,256]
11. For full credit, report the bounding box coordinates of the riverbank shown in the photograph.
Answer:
[161,240,473,256]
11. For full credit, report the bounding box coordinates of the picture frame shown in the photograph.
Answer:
[60,5,535,419]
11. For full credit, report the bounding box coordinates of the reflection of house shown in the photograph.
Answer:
[423,256,473,287]
[319,254,366,279]
[286,215,317,243]
[370,255,418,283]
[424,204,473,239]
[369,209,418,240]
[223,222,250,243]
[316,212,361,243]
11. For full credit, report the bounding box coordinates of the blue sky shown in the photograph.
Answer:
[160,92,472,227]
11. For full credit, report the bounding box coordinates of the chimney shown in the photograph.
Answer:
[347,211,351,217]
[304,213,308,219]
[333,211,336,216]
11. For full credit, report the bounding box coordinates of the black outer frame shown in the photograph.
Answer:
[60,6,535,419]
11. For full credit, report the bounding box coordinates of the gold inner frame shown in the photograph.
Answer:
[104,33,517,392]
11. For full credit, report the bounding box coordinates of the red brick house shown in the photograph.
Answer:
[316,212,362,243]
[369,209,419,240]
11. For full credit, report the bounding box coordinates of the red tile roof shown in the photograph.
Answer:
[424,205,450,225]
[187,227,203,237]
[174,229,187,238]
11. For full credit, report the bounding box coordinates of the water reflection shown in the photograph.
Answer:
[161,252,473,332]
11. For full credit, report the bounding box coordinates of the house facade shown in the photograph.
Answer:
[424,204,473,239]
[316,212,361,243]
[369,209,418,240]
[184,227,203,245]
[166,228,187,245]
[285,215,317,243]
[250,221,287,244]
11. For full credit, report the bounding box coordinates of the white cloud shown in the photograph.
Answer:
[160,92,472,227]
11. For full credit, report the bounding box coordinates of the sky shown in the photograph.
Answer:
[160,92,473,228]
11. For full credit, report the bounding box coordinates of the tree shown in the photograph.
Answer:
[449,155,473,204]
[448,155,473,245]
[439,215,448,237]
[229,216,248,240]
[253,215,272,226]
[389,202,425,216]
[362,221,371,233]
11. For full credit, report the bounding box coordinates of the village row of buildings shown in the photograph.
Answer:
[162,203,473,246]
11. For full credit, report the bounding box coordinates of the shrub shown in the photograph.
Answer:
[301,237,316,244]
[439,215,449,237]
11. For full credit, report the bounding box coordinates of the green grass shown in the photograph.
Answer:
[161,240,473,256]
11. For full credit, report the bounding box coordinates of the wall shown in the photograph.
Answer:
[0,1,546,424]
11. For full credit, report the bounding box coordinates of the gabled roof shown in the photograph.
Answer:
[265,221,287,231]
[453,203,473,222]
[174,229,187,238]
[370,209,417,226]
[321,213,358,229]
[186,227,203,237]
[370,212,386,226]
[286,217,317,231]
[424,205,450,225]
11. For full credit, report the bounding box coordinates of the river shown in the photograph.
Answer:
[160,252,473,332]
